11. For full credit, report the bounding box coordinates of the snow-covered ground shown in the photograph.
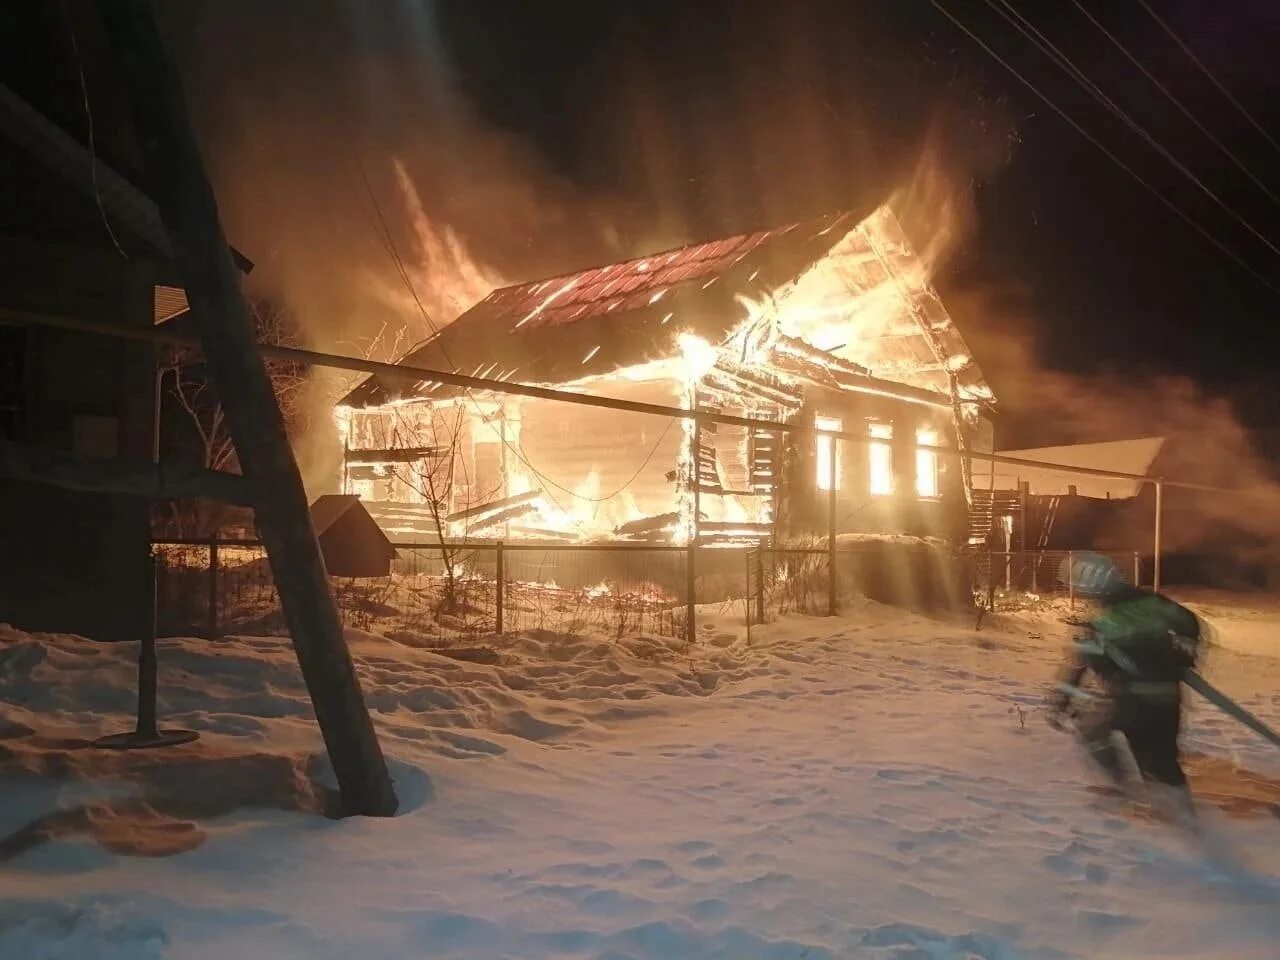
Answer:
[0,594,1277,960]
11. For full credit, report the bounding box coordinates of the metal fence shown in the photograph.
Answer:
[971,549,1142,603]
[153,539,689,643]
[155,536,988,643]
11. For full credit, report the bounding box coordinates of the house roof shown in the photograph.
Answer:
[340,205,991,410]
[986,437,1166,499]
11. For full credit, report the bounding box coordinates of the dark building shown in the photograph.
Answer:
[0,6,246,640]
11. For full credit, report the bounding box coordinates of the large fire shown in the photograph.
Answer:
[336,199,987,549]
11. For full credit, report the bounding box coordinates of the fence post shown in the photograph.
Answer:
[1018,480,1028,590]
[756,543,766,625]
[1067,550,1074,608]
[1153,480,1164,593]
[91,548,198,750]
[207,536,219,638]
[827,434,838,616]
[687,416,700,643]
[495,540,504,635]
[1132,551,1140,588]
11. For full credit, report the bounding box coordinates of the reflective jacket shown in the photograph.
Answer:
[1058,587,1199,704]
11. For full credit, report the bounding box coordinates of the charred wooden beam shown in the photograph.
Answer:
[703,366,803,408]
[344,446,442,465]
[697,520,774,534]
[615,512,680,538]
[461,502,539,532]
[0,440,253,504]
[504,526,578,540]
[445,489,541,523]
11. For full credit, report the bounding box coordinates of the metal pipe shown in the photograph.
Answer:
[495,540,504,635]
[687,417,700,643]
[827,434,838,616]
[1,305,1247,497]
[151,363,165,464]
[1154,480,1164,592]
[1067,549,1074,609]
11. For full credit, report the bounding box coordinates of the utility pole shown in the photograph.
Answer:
[99,1,396,815]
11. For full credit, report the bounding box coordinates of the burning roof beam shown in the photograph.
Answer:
[444,489,542,524]
[344,446,443,465]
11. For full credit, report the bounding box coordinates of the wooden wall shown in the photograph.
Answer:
[0,237,156,641]
[780,386,969,543]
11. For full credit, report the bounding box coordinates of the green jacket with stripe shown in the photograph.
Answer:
[1059,587,1200,702]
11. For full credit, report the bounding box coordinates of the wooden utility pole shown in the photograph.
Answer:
[99,2,396,815]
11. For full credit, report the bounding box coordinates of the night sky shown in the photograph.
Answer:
[10,2,1280,449]
[427,0,1280,435]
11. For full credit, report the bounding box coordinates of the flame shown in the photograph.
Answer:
[677,332,718,384]
[384,158,505,329]
[585,580,612,598]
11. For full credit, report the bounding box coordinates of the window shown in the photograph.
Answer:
[815,416,841,491]
[868,422,893,495]
[916,428,940,498]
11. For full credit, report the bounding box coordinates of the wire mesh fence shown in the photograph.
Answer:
[154,539,1138,643]
[970,549,1142,602]
[153,539,688,643]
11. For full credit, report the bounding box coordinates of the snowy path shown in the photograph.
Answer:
[0,607,1277,959]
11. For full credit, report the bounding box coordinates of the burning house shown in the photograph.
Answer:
[336,205,995,549]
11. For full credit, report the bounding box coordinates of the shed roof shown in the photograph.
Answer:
[987,437,1166,499]
[310,494,394,544]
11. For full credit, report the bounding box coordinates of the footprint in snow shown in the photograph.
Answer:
[674,839,715,854]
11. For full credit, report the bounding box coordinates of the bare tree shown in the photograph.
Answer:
[157,299,307,535]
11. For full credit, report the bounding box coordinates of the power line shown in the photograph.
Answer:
[1069,0,1280,211]
[8,301,1258,497]
[928,1,1280,295]
[1136,0,1280,160]
[983,0,1280,261]
[59,0,127,259]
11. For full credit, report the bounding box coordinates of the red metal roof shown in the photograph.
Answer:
[342,211,863,408]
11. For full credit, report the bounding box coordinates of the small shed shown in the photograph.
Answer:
[309,495,397,578]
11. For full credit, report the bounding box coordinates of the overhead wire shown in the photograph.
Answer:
[1135,0,1280,161]
[59,0,127,259]
[929,1,1280,296]
[983,0,1280,261]
[1068,0,1280,210]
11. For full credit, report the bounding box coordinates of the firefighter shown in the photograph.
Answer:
[1047,552,1201,814]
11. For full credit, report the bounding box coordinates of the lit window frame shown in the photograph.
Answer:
[815,415,842,491]
[915,427,941,499]
[868,421,894,496]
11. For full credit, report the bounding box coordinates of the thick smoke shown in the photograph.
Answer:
[947,284,1280,579]
[166,4,636,491]
[888,137,1280,580]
